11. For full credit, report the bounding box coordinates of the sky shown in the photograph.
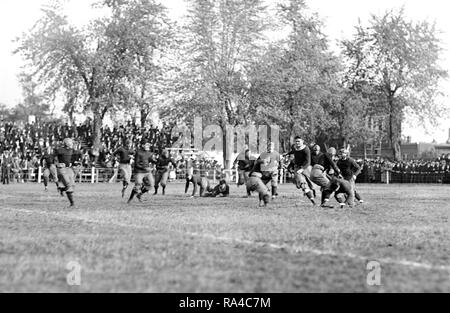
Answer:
[0,0,449,143]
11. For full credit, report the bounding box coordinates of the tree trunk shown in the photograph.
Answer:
[140,108,149,129]
[221,123,232,170]
[310,103,316,143]
[388,99,402,161]
[287,121,295,152]
[92,111,103,164]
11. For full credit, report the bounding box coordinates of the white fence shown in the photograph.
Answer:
[1,167,289,185]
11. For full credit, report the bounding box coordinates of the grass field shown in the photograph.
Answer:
[0,182,449,293]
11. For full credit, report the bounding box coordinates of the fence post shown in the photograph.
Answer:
[386,170,390,185]
[38,167,42,184]
[235,169,239,184]
[91,167,95,184]
[213,170,217,185]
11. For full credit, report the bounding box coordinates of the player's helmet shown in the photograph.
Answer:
[340,149,349,157]
[63,138,73,149]
[142,141,151,151]
[328,147,337,156]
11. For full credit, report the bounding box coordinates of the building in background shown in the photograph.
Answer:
[352,128,450,160]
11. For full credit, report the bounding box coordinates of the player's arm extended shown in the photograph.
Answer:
[351,159,362,178]
[326,153,341,176]
[284,150,294,157]
[232,155,240,169]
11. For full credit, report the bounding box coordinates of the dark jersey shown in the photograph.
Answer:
[114,147,132,164]
[134,150,155,173]
[287,146,311,170]
[311,152,341,174]
[237,158,255,172]
[54,147,79,167]
[249,158,264,175]
[40,154,55,168]
[156,156,177,171]
[337,158,362,181]
[72,150,82,165]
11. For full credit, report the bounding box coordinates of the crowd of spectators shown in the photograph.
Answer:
[0,120,176,183]
[0,120,226,184]
[357,155,450,184]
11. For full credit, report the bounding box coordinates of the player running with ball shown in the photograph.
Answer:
[113,140,134,198]
[53,138,81,208]
[154,150,177,196]
[128,142,156,204]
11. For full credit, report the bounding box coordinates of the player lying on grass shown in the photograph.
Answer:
[128,142,156,204]
[203,180,230,198]
[185,174,210,198]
